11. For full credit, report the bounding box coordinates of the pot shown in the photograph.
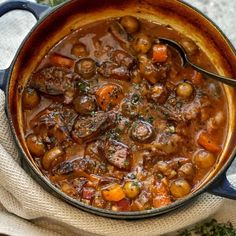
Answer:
[0,0,236,219]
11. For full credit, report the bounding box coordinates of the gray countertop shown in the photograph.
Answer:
[184,0,236,47]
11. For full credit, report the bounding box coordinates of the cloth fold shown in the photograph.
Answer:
[0,1,236,235]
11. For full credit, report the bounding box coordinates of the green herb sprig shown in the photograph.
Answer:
[178,219,236,236]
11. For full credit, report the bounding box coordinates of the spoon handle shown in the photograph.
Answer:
[188,61,236,87]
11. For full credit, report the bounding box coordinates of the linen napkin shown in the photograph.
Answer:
[0,1,236,236]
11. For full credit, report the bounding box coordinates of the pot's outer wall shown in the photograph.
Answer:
[6,0,236,218]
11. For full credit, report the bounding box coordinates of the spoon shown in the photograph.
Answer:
[158,37,236,87]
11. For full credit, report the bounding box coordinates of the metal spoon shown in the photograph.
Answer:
[158,37,236,87]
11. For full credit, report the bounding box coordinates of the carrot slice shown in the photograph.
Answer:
[152,44,168,63]
[192,71,203,85]
[102,183,125,202]
[50,54,75,69]
[153,195,171,208]
[197,131,221,153]
[96,83,124,111]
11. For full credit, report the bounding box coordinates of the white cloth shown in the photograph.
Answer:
[0,1,236,236]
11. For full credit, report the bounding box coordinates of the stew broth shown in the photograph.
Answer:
[22,17,227,211]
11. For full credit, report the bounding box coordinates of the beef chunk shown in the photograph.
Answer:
[30,66,81,103]
[72,111,116,144]
[99,139,131,170]
[30,104,77,144]
[53,156,97,175]
[98,61,130,80]
[112,50,136,69]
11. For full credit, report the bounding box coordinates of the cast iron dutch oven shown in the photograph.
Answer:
[0,0,236,219]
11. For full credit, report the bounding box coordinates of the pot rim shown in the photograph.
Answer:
[4,0,236,218]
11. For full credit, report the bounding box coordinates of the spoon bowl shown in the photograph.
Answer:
[159,38,236,87]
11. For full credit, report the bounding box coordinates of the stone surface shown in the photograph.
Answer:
[184,0,236,47]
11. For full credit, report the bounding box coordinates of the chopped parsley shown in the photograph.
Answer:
[124,120,131,128]
[167,125,175,134]
[156,173,164,179]
[163,111,170,119]
[78,81,89,92]
[124,160,130,167]
[178,219,236,236]
[176,101,183,109]
[127,173,136,179]
[107,130,120,140]
[131,145,137,152]
[134,84,140,90]
[115,127,122,134]
[116,114,123,122]
[131,94,140,105]
[137,115,145,121]
[147,116,154,124]
[90,111,96,116]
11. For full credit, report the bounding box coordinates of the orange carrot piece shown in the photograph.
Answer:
[102,183,125,202]
[152,44,168,63]
[192,70,203,85]
[50,54,75,68]
[96,84,124,111]
[197,131,221,153]
[153,195,172,208]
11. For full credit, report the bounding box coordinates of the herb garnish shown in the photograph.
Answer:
[167,125,175,134]
[78,81,89,92]
[131,94,140,105]
[147,116,154,124]
[178,219,236,236]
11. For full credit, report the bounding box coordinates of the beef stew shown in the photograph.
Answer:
[22,16,227,212]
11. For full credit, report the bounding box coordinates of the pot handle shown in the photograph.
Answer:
[0,69,9,92]
[0,0,50,20]
[208,173,236,200]
[0,1,50,92]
